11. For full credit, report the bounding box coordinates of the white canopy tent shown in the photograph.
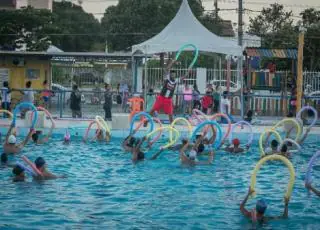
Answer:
[132,0,242,56]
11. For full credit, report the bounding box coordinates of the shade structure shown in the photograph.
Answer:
[132,0,242,56]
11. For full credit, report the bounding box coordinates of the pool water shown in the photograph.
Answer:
[0,134,319,229]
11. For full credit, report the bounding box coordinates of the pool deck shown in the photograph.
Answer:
[0,113,319,140]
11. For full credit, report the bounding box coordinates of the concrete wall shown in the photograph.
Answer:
[28,0,52,11]
[0,56,51,102]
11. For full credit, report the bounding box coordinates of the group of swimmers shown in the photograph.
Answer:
[1,106,319,225]
[1,114,64,181]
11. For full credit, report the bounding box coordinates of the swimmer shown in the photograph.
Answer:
[31,116,55,144]
[179,138,214,166]
[131,137,146,163]
[264,140,279,155]
[305,182,320,197]
[94,129,110,143]
[224,138,248,154]
[278,144,291,158]
[240,187,289,223]
[63,132,71,145]
[34,157,65,180]
[3,124,33,154]
[12,164,26,182]
[122,132,137,152]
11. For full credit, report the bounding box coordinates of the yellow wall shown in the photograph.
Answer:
[0,56,51,102]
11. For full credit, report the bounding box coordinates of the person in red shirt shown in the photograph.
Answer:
[201,91,213,115]
[149,60,184,123]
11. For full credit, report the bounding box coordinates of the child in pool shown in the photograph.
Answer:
[223,138,248,154]
[34,157,65,180]
[12,164,26,182]
[264,140,279,155]
[3,124,33,154]
[278,144,291,158]
[96,129,110,143]
[305,182,320,197]
[31,115,55,144]
[240,187,289,223]
[179,137,214,166]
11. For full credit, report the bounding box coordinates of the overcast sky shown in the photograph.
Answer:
[78,0,320,29]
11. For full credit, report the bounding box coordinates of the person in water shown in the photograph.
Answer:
[240,187,289,223]
[31,116,55,144]
[264,139,279,155]
[12,164,26,182]
[63,131,71,145]
[179,137,214,166]
[95,129,110,143]
[131,137,146,163]
[223,138,248,154]
[3,124,33,154]
[122,131,138,152]
[34,157,65,180]
[278,144,291,158]
[305,182,320,197]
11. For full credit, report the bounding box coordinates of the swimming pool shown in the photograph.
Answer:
[0,134,319,229]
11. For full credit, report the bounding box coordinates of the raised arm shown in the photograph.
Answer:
[207,125,217,145]
[306,182,320,197]
[179,140,191,162]
[17,129,33,148]
[266,197,289,221]
[196,150,215,165]
[41,116,55,143]
[150,149,164,160]
[298,128,311,144]
[240,187,254,218]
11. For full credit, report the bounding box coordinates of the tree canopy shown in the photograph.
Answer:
[101,0,223,52]
[248,3,320,70]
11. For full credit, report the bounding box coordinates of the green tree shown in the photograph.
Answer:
[248,3,297,48]
[300,8,320,70]
[0,7,54,51]
[101,0,225,52]
[50,1,102,52]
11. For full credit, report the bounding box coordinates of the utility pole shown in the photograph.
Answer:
[214,0,218,19]
[296,28,305,111]
[238,0,244,118]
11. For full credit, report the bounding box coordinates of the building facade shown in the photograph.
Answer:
[0,0,52,11]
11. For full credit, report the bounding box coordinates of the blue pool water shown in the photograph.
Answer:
[0,134,319,229]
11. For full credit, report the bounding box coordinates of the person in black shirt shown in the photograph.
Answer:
[149,60,184,123]
[70,85,82,118]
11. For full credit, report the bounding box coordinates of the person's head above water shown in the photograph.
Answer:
[271,140,279,150]
[12,165,25,176]
[127,136,136,147]
[182,138,188,145]
[256,199,267,215]
[189,150,197,161]
[1,153,8,164]
[197,143,205,153]
[232,138,240,147]
[281,144,288,153]
[8,135,16,145]
[32,133,39,143]
[64,133,71,142]
[35,157,46,170]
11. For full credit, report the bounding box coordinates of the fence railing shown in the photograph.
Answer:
[143,68,320,94]
[1,88,319,119]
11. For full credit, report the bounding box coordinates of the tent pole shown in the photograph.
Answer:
[144,54,148,102]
